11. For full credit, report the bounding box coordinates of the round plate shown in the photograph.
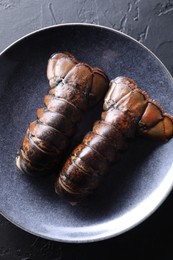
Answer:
[0,23,173,243]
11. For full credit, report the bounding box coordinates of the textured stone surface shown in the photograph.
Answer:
[0,0,173,258]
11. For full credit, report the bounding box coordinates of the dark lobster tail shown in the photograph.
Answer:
[16,52,109,176]
[55,76,173,204]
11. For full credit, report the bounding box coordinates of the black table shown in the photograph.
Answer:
[1,1,173,259]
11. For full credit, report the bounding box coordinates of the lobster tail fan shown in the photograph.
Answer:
[137,100,173,141]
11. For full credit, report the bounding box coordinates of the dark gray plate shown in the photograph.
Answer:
[0,23,173,243]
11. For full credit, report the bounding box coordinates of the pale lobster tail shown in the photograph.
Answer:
[137,99,173,141]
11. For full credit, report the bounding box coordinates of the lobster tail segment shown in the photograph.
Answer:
[88,68,109,107]
[47,52,78,88]
[137,100,173,141]
[103,76,137,110]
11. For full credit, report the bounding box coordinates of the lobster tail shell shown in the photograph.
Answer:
[56,76,173,204]
[47,52,78,88]
[16,53,109,176]
[138,100,173,141]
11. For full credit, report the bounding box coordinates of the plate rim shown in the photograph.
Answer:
[1,22,173,81]
[0,22,173,243]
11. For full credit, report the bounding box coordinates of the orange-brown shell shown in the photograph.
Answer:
[16,52,109,176]
[56,76,173,204]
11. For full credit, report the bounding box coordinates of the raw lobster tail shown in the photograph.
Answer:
[16,52,109,176]
[55,76,173,204]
